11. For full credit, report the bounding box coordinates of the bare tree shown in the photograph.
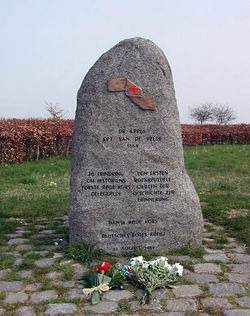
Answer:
[45,102,65,119]
[189,102,214,124]
[212,104,236,125]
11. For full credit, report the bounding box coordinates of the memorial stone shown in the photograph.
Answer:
[69,37,203,254]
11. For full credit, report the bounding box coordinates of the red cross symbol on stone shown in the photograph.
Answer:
[129,85,139,94]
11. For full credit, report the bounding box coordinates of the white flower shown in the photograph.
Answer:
[173,263,183,276]
[130,256,144,266]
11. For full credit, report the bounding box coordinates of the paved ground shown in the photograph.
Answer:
[0,217,249,315]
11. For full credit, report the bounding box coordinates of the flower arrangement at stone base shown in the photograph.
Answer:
[126,256,183,304]
[81,261,125,305]
[81,256,183,305]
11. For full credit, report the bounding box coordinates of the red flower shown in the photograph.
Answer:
[96,261,113,273]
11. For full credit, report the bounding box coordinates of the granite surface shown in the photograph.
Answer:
[69,37,203,254]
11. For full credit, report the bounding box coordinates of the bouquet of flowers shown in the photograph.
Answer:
[81,261,125,304]
[81,256,183,305]
[125,256,183,304]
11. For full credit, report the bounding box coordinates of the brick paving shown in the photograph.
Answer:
[0,217,249,315]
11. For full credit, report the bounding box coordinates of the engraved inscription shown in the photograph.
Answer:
[81,169,175,202]
[102,128,163,149]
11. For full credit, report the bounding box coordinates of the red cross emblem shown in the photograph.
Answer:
[129,85,139,94]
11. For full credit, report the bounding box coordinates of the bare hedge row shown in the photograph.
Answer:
[181,124,250,145]
[0,119,249,164]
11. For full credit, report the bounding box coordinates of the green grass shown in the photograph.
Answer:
[63,242,110,265]
[0,157,70,218]
[0,145,249,247]
[169,245,205,258]
[184,144,250,248]
[0,218,18,245]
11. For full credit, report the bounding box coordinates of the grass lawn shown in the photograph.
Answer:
[0,144,249,247]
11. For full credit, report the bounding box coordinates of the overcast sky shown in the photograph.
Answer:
[1,0,249,123]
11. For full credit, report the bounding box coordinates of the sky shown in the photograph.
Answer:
[0,0,250,123]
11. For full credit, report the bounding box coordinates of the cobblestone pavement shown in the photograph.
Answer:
[0,217,249,315]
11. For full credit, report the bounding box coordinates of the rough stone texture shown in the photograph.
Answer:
[16,306,36,316]
[24,250,48,257]
[223,311,250,316]
[13,257,23,266]
[194,263,222,274]
[64,288,89,299]
[45,303,77,315]
[119,314,140,316]
[7,238,28,245]
[73,266,88,278]
[129,300,162,311]
[0,308,5,316]
[204,247,225,254]
[227,264,250,273]
[82,301,119,313]
[34,258,54,268]
[235,296,250,307]
[201,297,233,309]
[30,290,58,303]
[207,283,246,296]
[15,244,33,251]
[203,253,228,262]
[152,314,185,316]
[35,224,46,229]
[102,289,133,301]
[224,273,250,283]
[136,287,168,300]
[0,281,22,292]
[4,292,28,304]
[45,271,63,279]
[41,230,55,234]
[232,246,247,254]
[50,281,74,288]
[6,233,23,238]
[69,37,203,254]
[53,252,64,259]
[0,269,11,279]
[152,288,169,299]
[24,283,42,292]
[173,284,202,298]
[17,270,34,279]
[169,255,191,262]
[0,246,8,250]
[227,253,250,263]
[167,299,197,311]
[184,272,219,284]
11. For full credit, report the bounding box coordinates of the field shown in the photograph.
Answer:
[0,144,249,248]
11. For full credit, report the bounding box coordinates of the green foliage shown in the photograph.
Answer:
[81,264,125,291]
[128,260,181,305]
[204,223,215,232]
[106,266,126,288]
[222,214,250,250]
[81,272,112,305]
[170,245,205,258]
[63,242,109,265]
[19,177,37,184]
[118,299,130,313]
[0,219,18,245]
[0,254,14,270]
[0,219,17,234]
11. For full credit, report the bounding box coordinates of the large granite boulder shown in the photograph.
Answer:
[69,37,203,254]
